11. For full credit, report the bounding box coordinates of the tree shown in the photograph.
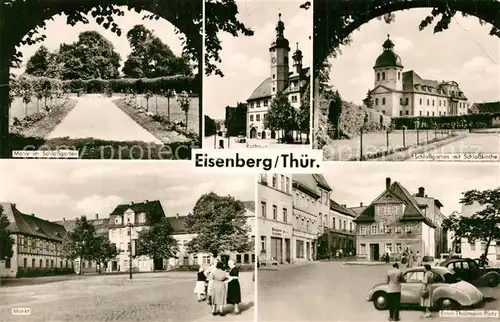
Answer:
[0,205,14,261]
[442,188,500,260]
[363,90,374,109]
[177,90,190,127]
[91,235,118,274]
[15,76,33,115]
[164,89,176,120]
[60,216,97,274]
[186,193,252,258]
[297,83,311,143]
[205,115,217,137]
[328,90,342,139]
[135,217,179,264]
[265,91,296,140]
[25,45,54,77]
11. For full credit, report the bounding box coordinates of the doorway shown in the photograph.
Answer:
[271,131,276,139]
[220,254,230,268]
[285,239,291,263]
[370,243,380,261]
[271,237,283,263]
[250,128,257,139]
[261,131,266,139]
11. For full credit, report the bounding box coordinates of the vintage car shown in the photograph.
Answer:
[439,258,500,287]
[367,266,484,310]
[236,135,246,143]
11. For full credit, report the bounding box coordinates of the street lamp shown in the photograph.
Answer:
[128,223,133,280]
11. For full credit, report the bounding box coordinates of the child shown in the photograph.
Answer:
[194,267,207,302]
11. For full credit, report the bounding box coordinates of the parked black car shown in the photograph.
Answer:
[439,258,500,287]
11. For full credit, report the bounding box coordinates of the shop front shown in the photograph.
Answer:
[258,217,292,265]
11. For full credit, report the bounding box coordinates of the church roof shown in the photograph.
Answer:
[247,77,272,101]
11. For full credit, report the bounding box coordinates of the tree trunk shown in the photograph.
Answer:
[185,112,188,129]
[25,103,27,116]
[36,99,39,112]
[155,96,158,115]
[146,98,149,112]
[0,49,11,159]
[167,97,171,120]
[482,237,493,260]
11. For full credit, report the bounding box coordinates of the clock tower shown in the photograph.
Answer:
[269,13,290,98]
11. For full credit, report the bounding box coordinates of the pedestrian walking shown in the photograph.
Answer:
[420,264,434,318]
[210,261,228,316]
[339,248,343,258]
[416,251,422,266]
[385,253,390,264]
[226,260,242,314]
[387,263,403,321]
[194,267,207,302]
[205,258,218,306]
[407,250,413,268]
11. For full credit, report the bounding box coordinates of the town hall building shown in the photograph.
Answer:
[370,35,469,118]
[246,13,310,141]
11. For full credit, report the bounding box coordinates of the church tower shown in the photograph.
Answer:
[269,13,290,98]
[292,42,303,75]
[373,35,403,91]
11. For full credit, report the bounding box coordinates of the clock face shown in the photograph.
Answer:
[271,57,276,64]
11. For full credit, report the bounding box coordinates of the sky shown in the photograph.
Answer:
[204,0,312,119]
[13,6,184,75]
[329,8,500,105]
[323,163,499,217]
[0,161,254,221]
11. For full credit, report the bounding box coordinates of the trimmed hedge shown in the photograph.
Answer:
[8,134,196,160]
[63,75,198,95]
[16,267,75,278]
[392,113,500,130]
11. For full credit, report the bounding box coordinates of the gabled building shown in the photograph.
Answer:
[167,201,256,269]
[0,203,69,277]
[246,13,310,140]
[354,178,446,261]
[108,200,166,272]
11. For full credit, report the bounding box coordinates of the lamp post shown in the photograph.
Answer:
[128,223,133,280]
[78,240,85,275]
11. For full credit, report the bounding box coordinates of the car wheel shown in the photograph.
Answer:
[438,298,459,310]
[487,275,499,287]
[372,292,388,310]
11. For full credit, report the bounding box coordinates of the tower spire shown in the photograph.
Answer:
[276,13,285,37]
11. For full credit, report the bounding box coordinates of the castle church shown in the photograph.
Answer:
[246,14,310,140]
[370,35,469,118]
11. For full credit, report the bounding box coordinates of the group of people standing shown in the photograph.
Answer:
[383,248,422,268]
[193,259,242,316]
[386,263,434,321]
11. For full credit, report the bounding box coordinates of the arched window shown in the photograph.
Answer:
[377,73,380,81]
[382,72,386,80]
[398,72,401,80]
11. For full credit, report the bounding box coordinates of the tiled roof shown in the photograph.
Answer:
[110,200,163,216]
[166,216,189,234]
[312,174,332,191]
[330,200,355,218]
[354,205,376,223]
[54,218,110,237]
[242,201,255,213]
[477,101,500,113]
[1,203,66,241]
[247,78,272,101]
[293,174,321,199]
[402,71,467,100]
[349,206,368,216]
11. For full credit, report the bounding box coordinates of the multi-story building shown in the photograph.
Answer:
[257,173,294,265]
[55,214,110,274]
[318,200,357,259]
[0,203,69,277]
[370,35,469,117]
[354,178,447,261]
[167,201,256,269]
[292,174,332,263]
[246,13,310,140]
[457,202,500,267]
[108,200,166,272]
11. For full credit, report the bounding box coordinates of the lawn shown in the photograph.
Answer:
[323,129,459,161]
[127,94,199,132]
[9,96,69,125]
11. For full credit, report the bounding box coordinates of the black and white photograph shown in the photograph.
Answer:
[257,163,500,321]
[313,0,500,161]
[204,0,312,149]
[0,161,256,321]
[1,1,202,160]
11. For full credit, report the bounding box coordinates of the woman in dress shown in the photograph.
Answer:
[210,261,228,316]
[226,259,242,314]
[420,264,434,318]
[194,267,207,302]
[205,258,218,306]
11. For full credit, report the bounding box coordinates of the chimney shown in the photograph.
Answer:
[31,214,35,217]
[95,214,99,220]
[386,177,391,189]
[342,204,346,208]
[131,201,134,205]
[63,217,65,221]
[360,202,363,207]
[418,187,425,197]
[145,200,149,203]
[425,194,428,198]
[12,203,16,208]
[176,213,180,218]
